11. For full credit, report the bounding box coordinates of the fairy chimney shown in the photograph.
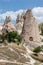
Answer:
[16,14,24,34]
[22,9,40,43]
[4,16,11,25]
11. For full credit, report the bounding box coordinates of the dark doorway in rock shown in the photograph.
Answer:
[29,37,33,41]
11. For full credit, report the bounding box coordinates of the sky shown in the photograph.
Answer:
[0,0,43,23]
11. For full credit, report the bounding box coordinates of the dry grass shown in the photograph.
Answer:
[0,62,23,65]
[0,43,30,64]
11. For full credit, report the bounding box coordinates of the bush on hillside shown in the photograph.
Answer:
[33,46,41,53]
[0,31,22,45]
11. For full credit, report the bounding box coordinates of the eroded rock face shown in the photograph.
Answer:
[15,13,24,34]
[0,23,3,34]
[16,9,40,43]
[21,9,40,43]
[2,22,16,34]
[0,9,40,42]
[2,16,16,34]
[0,9,40,43]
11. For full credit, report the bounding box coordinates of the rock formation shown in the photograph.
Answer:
[22,9,40,43]
[2,16,16,34]
[16,14,24,34]
[0,23,3,34]
[4,16,11,25]
[16,9,40,43]
[0,9,40,43]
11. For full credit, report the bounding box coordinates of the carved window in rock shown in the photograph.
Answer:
[29,37,33,41]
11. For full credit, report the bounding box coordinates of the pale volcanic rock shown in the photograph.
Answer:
[0,23,3,34]
[2,16,16,34]
[21,9,40,43]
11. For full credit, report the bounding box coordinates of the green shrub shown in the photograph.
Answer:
[41,39,43,42]
[0,31,22,45]
[33,46,41,53]
[16,35,22,43]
